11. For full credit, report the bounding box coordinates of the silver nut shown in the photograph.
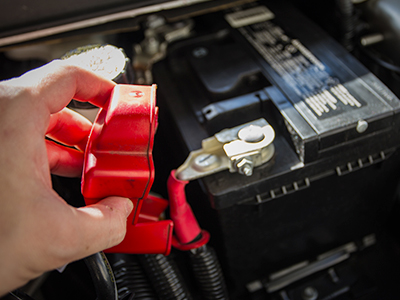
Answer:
[236,158,254,176]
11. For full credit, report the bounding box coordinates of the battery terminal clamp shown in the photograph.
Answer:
[82,84,173,255]
[175,118,275,181]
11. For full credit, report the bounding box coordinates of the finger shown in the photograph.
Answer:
[47,107,93,151]
[72,197,133,257]
[12,59,116,114]
[29,194,133,274]
[46,140,84,177]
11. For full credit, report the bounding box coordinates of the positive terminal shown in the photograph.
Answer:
[238,125,265,143]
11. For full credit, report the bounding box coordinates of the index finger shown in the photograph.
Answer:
[11,59,116,114]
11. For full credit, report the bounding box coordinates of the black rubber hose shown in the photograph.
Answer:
[107,253,157,300]
[358,43,400,73]
[84,252,118,300]
[189,245,229,300]
[139,254,193,300]
[6,253,116,300]
[336,0,356,50]
[7,290,35,300]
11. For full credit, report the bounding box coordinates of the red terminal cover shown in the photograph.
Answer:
[81,84,172,255]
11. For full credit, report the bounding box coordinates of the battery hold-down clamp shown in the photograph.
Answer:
[81,84,173,255]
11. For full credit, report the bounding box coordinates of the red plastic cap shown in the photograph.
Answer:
[80,84,172,255]
[82,84,158,202]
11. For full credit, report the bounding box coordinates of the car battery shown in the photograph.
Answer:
[151,0,400,297]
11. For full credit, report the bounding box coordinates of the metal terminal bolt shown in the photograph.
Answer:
[360,33,384,47]
[236,157,254,176]
[238,125,265,143]
[302,286,318,300]
[193,153,219,171]
[192,47,208,58]
[356,119,368,133]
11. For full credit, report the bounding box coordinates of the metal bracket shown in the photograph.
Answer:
[133,16,194,84]
[175,118,275,181]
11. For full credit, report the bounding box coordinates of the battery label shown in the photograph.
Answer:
[225,6,363,119]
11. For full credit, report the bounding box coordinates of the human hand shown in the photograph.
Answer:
[0,60,133,296]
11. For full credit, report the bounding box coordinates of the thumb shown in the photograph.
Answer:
[72,197,133,257]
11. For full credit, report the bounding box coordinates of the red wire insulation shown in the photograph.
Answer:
[167,170,202,244]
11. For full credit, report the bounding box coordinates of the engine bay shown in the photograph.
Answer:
[2,0,400,299]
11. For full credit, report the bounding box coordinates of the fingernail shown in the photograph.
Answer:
[125,199,134,217]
